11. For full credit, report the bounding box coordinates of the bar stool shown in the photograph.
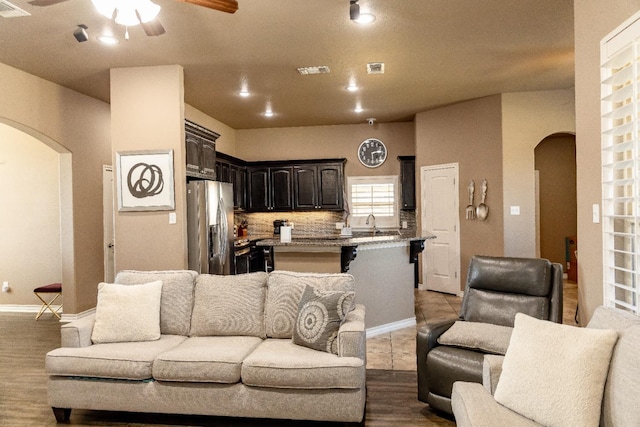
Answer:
[33,283,62,320]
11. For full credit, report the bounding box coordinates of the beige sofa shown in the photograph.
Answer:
[451,306,640,427]
[45,270,366,424]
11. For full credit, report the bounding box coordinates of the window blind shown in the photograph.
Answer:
[601,12,640,314]
[347,176,399,229]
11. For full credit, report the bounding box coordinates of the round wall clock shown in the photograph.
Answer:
[358,138,387,168]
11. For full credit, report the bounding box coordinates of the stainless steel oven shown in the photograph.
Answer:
[234,239,251,274]
[234,239,264,274]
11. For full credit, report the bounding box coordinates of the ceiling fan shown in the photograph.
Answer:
[28,0,238,37]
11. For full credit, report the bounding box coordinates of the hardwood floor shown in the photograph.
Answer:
[0,281,578,426]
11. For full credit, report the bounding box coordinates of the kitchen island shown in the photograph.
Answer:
[256,232,435,335]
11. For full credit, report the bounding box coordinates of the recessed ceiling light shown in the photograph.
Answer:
[354,13,375,24]
[347,83,359,92]
[97,35,119,45]
[264,102,274,117]
[354,105,364,113]
[239,89,250,97]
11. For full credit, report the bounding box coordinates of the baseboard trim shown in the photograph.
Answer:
[366,317,416,338]
[417,284,465,298]
[0,304,61,313]
[61,307,95,323]
[0,304,95,323]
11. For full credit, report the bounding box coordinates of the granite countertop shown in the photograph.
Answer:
[254,231,436,247]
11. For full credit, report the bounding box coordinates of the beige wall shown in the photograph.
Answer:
[0,124,62,305]
[502,89,575,258]
[0,62,111,314]
[111,66,188,273]
[535,134,577,266]
[235,122,415,179]
[415,95,504,288]
[574,0,640,323]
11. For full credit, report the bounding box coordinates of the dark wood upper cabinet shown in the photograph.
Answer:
[188,137,345,213]
[248,167,270,211]
[230,165,247,210]
[398,156,416,210]
[293,166,318,209]
[185,120,220,179]
[293,162,343,210]
[270,167,294,211]
[247,166,293,211]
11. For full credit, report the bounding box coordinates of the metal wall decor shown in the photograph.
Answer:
[465,178,488,221]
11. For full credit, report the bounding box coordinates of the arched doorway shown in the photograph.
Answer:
[0,119,73,309]
[534,133,577,280]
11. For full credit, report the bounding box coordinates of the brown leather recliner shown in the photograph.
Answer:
[416,255,563,415]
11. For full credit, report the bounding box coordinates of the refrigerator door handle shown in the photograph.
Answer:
[219,197,229,262]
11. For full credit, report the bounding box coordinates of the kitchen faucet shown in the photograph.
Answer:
[366,213,377,234]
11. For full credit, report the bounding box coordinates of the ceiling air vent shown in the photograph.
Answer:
[297,66,330,75]
[367,62,385,74]
[0,0,30,18]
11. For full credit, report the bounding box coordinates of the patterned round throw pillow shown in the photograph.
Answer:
[292,285,355,354]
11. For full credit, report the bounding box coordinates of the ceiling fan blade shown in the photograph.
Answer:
[141,17,166,37]
[28,0,69,6]
[176,0,238,14]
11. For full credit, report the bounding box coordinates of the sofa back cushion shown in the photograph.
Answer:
[587,306,640,427]
[265,270,355,339]
[114,270,198,336]
[190,272,268,338]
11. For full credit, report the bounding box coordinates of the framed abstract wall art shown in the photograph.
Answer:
[116,149,175,211]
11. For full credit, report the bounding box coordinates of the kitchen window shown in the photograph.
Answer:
[347,176,399,230]
[600,10,640,314]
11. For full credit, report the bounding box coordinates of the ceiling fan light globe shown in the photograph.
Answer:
[92,0,161,26]
[114,7,139,26]
[91,0,115,19]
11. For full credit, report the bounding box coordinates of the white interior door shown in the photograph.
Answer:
[103,165,115,283]
[421,163,461,294]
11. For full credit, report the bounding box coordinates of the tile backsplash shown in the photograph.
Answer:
[236,210,417,237]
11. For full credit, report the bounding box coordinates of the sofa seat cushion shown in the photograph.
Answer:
[437,321,513,355]
[153,336,263,383]
[46,335,186,380]
[241,339,364,390]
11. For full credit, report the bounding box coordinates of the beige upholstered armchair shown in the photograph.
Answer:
[416,255,563,415]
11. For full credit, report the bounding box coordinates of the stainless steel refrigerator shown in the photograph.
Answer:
[187,181,234,275]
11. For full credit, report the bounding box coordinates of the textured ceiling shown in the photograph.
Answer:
[0,0,574,129]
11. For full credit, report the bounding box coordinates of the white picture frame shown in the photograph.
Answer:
[116,149,175,212]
